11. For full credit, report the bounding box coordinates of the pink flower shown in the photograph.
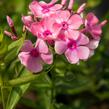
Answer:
[22,16,33,32]
[85,13,106,40]
[29,0,62,18]
[55,34,90,64]
[30,17,60,40]
[18,39,53,73]
[53,10,83,40]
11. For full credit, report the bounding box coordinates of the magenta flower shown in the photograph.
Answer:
[85,13,105,39]
[53,10,83,40]
[30,17,60,40]
[55,34,90,64]
[18,39,53,73]
[29,0,62,18]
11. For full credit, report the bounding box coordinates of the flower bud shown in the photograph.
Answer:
[6,16,14,28]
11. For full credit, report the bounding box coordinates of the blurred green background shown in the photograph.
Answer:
[0,0,109,109]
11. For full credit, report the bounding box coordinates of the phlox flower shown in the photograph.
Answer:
[29,0,62,18]
[85,12,107,40]
[18,39,53,73]
[53,10,83,40]
[55,34,90,64]
[30,17,60,40]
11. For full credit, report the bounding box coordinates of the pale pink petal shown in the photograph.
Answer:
[29,1,42,16]
[65,49,79,64]
[22,16,33,27]
[55,41,67,55]
[77,46,90,60]
[36,39,48,54]
[18,52,30,66]
[30,22,44,37]
[89,50,95,57]
[18,52,43,72]
[39,1,48,6]
[77,34,89,45]
[52,23,61,38]
[65,29,80,40]
[87,40,100,50]
[68,0,74,10]
[68,14,83,29]
[21,40,33,52]
[86,13,99,26]
[42,17,55,30]
[50,4,62,11]
[41,53,53,64]
[56,10,70,22]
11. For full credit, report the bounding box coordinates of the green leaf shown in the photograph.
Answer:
[0,32,4,42]
[8,33,25,52]
[4,33,25,63]
[5,69,31,109]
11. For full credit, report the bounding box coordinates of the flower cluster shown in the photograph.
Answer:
[18,0,107,73]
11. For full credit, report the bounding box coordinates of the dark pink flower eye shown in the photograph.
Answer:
[67,41,77,49]
[62,22,68,30]
[43,30,52,37]
[30,49,39,57]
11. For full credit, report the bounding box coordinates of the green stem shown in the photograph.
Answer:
[1,88,5,109]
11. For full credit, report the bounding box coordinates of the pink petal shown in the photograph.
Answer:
[68,14,83,29]
[29,1,42,16]
[41,53,53,64]
[77,34,89,45]
[42,17,55,30]
[89,50,95,57]
[52,23,61,38]
[65,29,80,40]
[77,46,90,60]
[36,39,48,54]
[39,1,48,6]
[50,4,62,11]
[21,40,33,52]
[91,25,102,36]
[30,22,44,37]
[18,52,43,73]
[56,10,70,23]
[86,12,99,26]
[65,49,79,64]
[22,16,33,27]
[87,40,100,50]
[55,41,67,55]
